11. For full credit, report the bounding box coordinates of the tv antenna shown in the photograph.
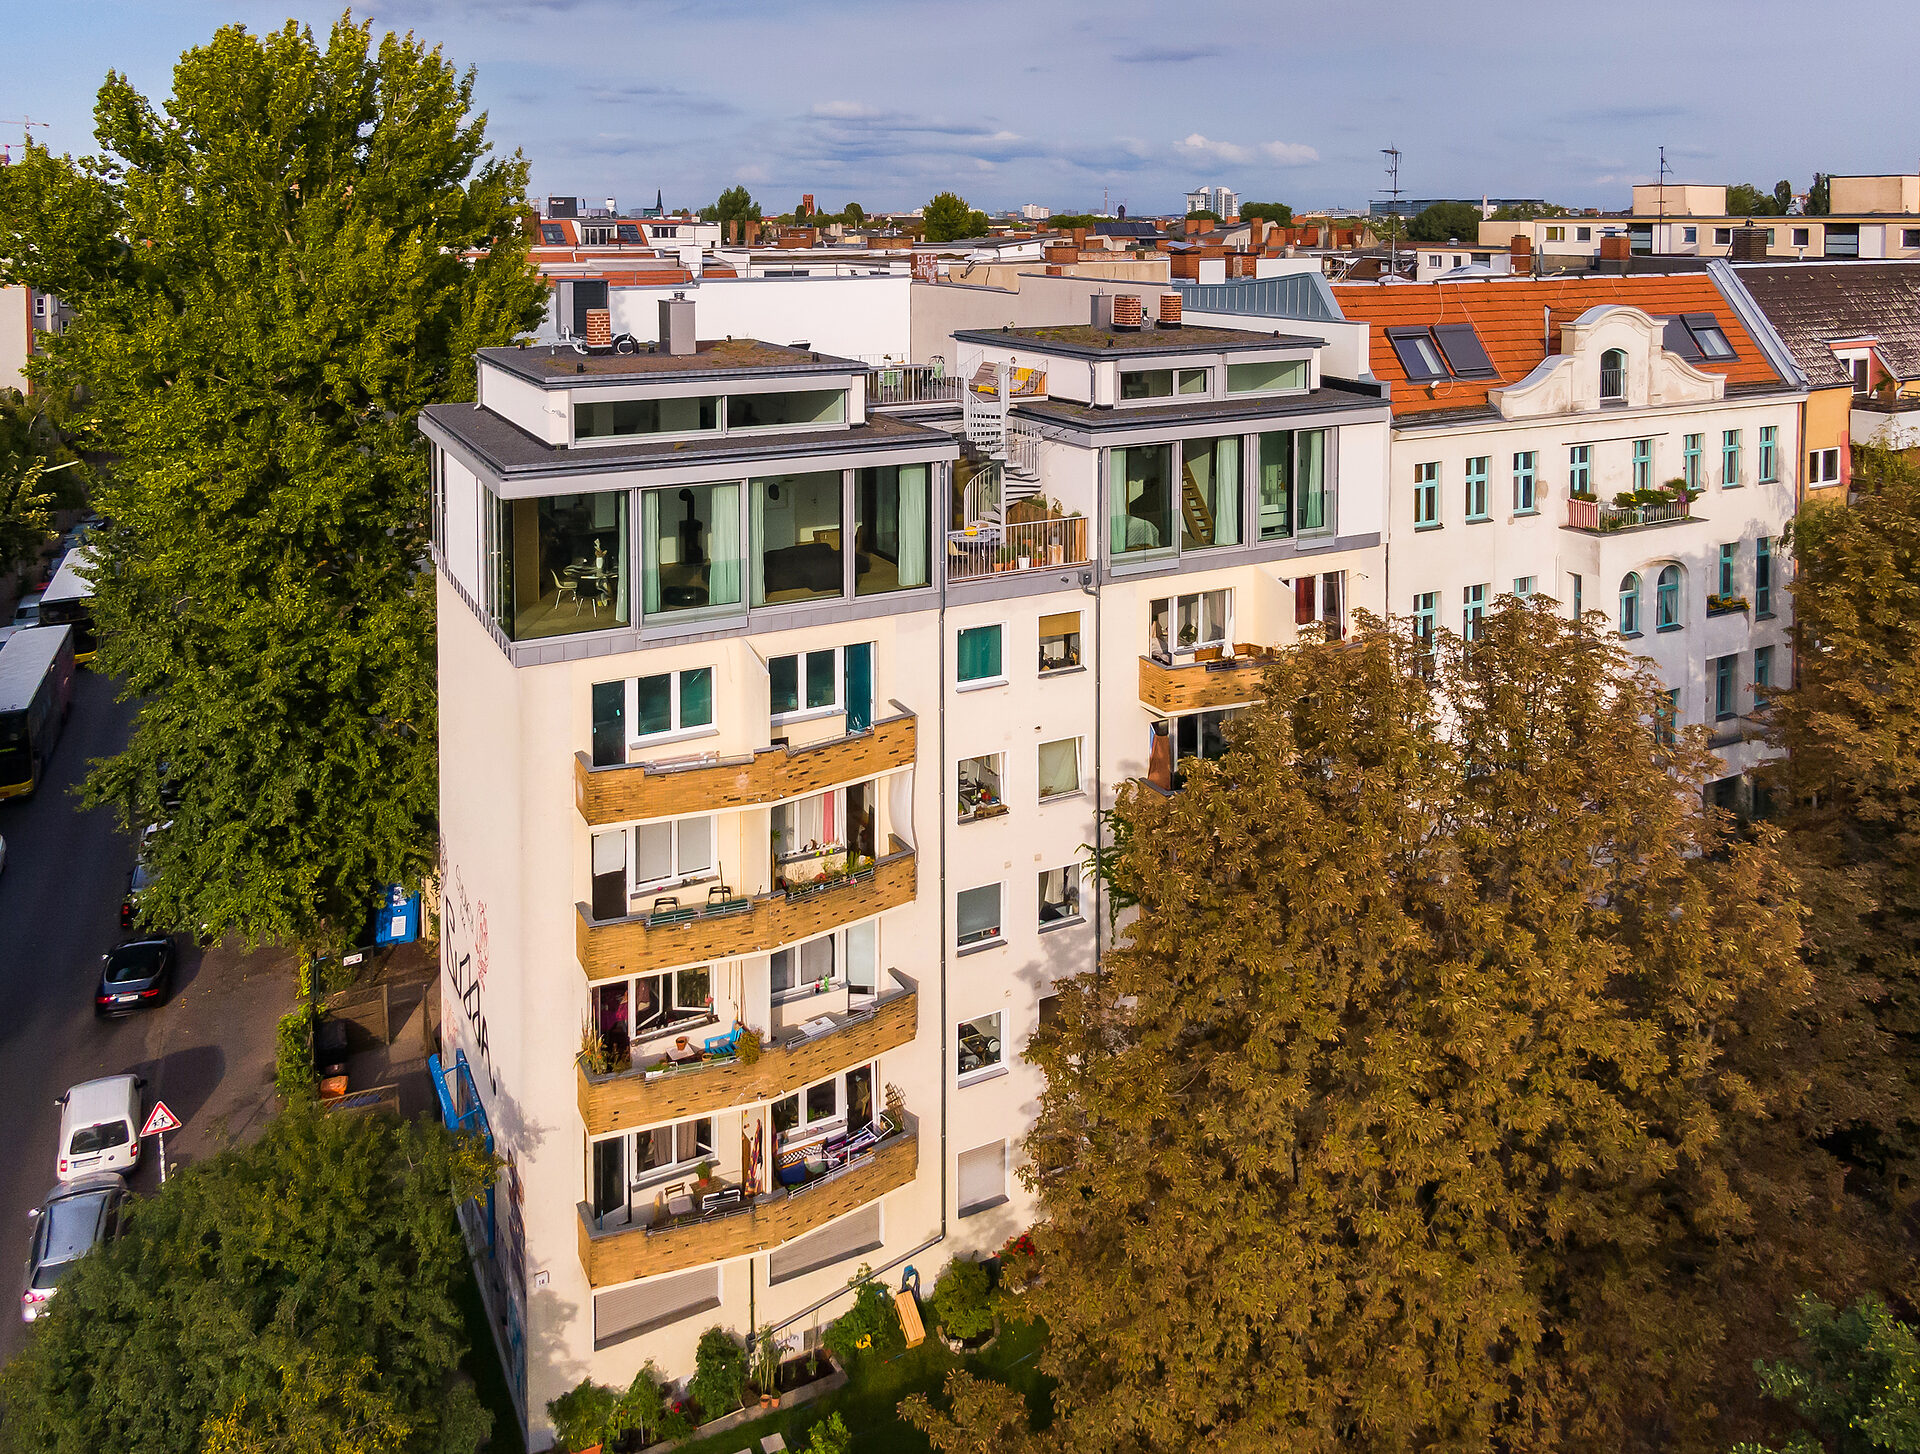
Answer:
[1658,144,1672,250]
[1381,146,1403,279]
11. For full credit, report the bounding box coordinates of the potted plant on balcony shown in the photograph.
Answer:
[691,1160,721,1203]
[579,1018,610,1077]
[737,1026,764,1066]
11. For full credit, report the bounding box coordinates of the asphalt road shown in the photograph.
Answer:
[0,667,290,1359]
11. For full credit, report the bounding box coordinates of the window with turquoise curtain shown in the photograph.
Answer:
[1656,565,1680,628]
[1179,436,1240,549]
[1295,430,1328,533]
[1257,431,1293,540]
[855,464,929,594]
[1619,572,1641,635]
[957,624,1002,683]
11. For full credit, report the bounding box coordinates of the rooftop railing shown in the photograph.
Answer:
[946,515,1090,582]
[868,361,960,405]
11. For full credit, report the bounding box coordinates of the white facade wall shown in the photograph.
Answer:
[539,275,911,362]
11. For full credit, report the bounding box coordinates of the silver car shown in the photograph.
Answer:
[22,1174,127,1321]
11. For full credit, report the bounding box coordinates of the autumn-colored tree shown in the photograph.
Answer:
[956,599,1841,1454]
[1768,445,1920,1192]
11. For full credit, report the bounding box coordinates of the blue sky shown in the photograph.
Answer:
[11,1,1920,217]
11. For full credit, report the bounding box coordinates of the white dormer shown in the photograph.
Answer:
[1488,305,1723,420]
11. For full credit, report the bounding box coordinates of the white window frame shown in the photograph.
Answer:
[772,785,852,867]
[631,816,716,892]
[955,622,1008,692]
[770,922,880,1004]
[772,1060,879,1148]
[1037,863,1083,929]
[602,1114,716,1196]
[1150,589,1233,659]
[629,666,718,748]
[956,753,1005,823]
[956,881,1004,952]
[1036,737,1083,802]
[1118,366,1212,404]
[596,965,718,1044]
[1038,611,1082,675]
[1809,447,1842,484]
[957,1010,1005,1083]
[770,647,844,724]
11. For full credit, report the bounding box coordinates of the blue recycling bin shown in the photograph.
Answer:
[373,885,421,946]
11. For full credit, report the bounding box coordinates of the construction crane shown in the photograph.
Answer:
[0,115,48,164]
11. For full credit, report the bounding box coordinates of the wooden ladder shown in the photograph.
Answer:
[1180,461,1215,545]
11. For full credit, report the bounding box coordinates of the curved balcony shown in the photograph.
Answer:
[576,844,917,981]
[577,976,919,1135]
[575,1113,918,1286]
[575,706,915,826]
[1138,652,1269,714]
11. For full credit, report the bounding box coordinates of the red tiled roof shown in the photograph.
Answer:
[1332,275,1786,418]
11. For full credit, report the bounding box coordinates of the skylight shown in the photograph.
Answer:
[1386,324,1495,383]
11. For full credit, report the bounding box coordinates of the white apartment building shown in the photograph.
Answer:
[1335,270,1804,804]
[421,296,1391,1446]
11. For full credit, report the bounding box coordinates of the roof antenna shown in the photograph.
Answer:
[1381,146,1403,280]
[1657,144,1672,256]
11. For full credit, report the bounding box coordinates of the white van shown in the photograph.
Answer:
[56,1076,144,1181]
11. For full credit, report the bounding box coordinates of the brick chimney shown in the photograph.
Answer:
[1112,294,1144,329]
[1509,234,1533,272]
[1727,226,1771,262]
[584,308,612,349]
[744,219,761,247]
[1598,234,1631,261]
[1158,292,1183,327]
[1071,226,1088,249]
[1246,218,1267,250]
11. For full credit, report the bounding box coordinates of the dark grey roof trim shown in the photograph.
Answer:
[478,344,866,390]
[951,327,1324,360]
[1013,385,1389,435]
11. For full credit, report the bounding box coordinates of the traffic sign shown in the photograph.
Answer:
[140,1101,181,1138]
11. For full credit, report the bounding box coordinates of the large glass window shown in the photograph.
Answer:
[576,395,719,440]
[1227,359,1307,393]
[1179,435,1241,549]
[752,471,844,605]
[1258,431,1294,540]
[1120,368,1207,400]
[1038,865,1081,925]
[1150,590,1231,658]
[957,885,1002,948]
[854,464,931,595]
[1569,445,1591,494]
[1295,430,1329,534]
[1037,738,1081,800]
[642,483,740,616]
[489,491,630,641]
[1656,566,1681,629]
[957,754,1005,822]
[1110,444,1173,555]
[958,1012,1003,1077]
[728,390,846,430]
[634,667,714,739]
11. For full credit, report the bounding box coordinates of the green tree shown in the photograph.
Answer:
[1809,174,1832,215]
[930,1257,996,1340]
[710,184,761,229]
[690,1325,748,1416]
[924,191,980,243]
[904,1371,1033,1454]
[805,1412,855,1454]
[1767,448,1920,1187]
[0,1103,497,1454]
[1729,182,1788,217]
[0,15,545,952]
[1405,198,1482,242]
[1734,1295,1920,1454]
[1774,179,1796,213]
[0,393,86,580]
[1239,201,1293,225]
[842,201,866,227]
[981,600,1833,1454]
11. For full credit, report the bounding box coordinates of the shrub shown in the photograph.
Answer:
[931,1257,996,1340]
[607,1362,670,1447]
[689,1325,748,1418]
[737,1027,763,1066]
[750,1324,784,1393]
[822,1264,904,1371]
[805,1412,853,1454]
[547,1378,617,1452]
[273,1006,316,1101]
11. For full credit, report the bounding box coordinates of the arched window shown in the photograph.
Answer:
[1600,348,1627,402]
[1656,565,1680,628]
[1619,571,1641,635]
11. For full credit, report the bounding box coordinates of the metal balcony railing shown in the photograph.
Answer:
[868,360,959,405]
[946,516,1090,582]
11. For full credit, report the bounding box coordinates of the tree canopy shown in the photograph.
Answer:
[0,15,545,950]
[701,184,761,228]
[1239,201,1293,225]
[928,598,1894,1454]
[1735,1295,1920,1454]
[0,1104,497,1454]
[1808,174,1832,215]
[1405,199,1483,242]
[1728,181,1795,217]
[923,192,989,243]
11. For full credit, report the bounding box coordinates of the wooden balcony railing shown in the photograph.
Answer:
[1137,652,1269,714]
[575,1115,918,1286]
[576,845,917,980]
[574,707,915,825]
[577,978,918,1135]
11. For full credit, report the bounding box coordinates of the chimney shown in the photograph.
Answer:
[584,308,613,349]
[1246,218,1266,249]
[1509,234,1533,273]
[1157,292,1183,328]
[1044,244,1078,263]
[659,294,695,356]
[744,219,761,246]
[1091,292,1115,329]
[1727,225,1771,263]
[1112,294,1144,330]
[1598,234,1631,262]
[1072,226,1088,250]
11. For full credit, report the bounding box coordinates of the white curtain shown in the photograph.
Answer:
[897,465,929,588]
[887,768,914,851]
[846,922,877,992]
[1037,739,1080,798]
[641,490,662,615]
[709,483,741,607]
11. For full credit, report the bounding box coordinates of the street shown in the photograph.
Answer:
[0,667,291,1360]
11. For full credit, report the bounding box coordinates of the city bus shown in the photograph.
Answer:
[38,548,97,664]
[0,624,75,800]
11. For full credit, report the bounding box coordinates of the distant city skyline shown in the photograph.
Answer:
[10,0,1920,218]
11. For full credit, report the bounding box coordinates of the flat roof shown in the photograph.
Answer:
[953,322,1325,359]
[423,403,953,482]
[42,548,95,606]
[1016,382,1388,431]
[479,340,867,389]
[0,625,71,713]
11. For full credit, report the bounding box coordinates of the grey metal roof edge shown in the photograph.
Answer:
[420,406,956,481]
[1012,387,1389,435]
[1706,259,1811,391]
[952,327,1325,360]
[478,346,870,390]
[1172,272,1342,324]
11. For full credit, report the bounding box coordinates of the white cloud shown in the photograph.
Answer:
[735,163,770,183]
[1259,140,1319,166]
[1175,133,1318,167]
[810,100,878,120]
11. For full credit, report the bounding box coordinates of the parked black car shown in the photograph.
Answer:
[94,937,177,1017]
